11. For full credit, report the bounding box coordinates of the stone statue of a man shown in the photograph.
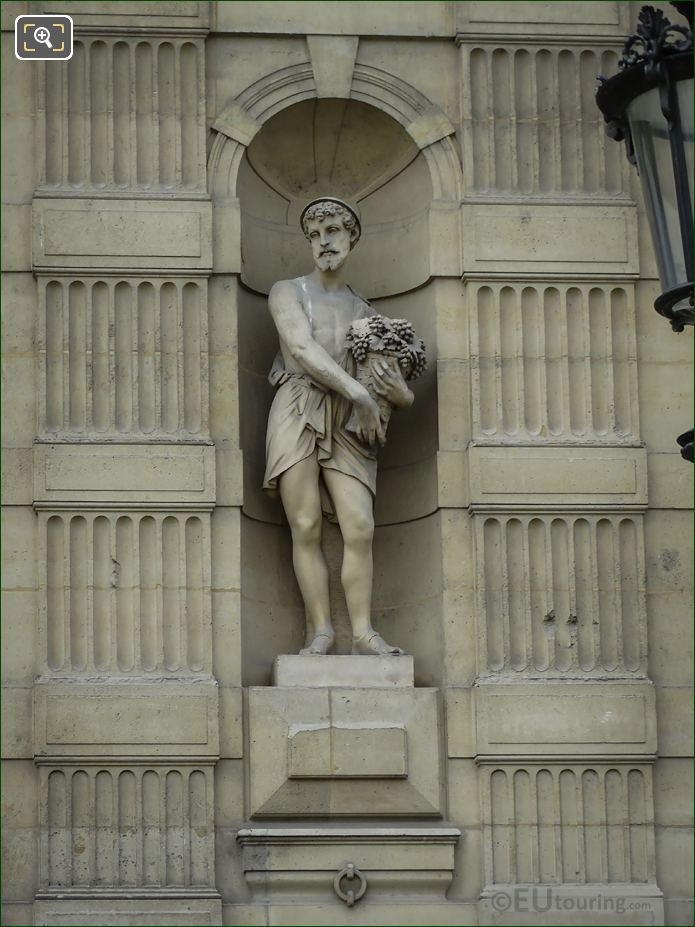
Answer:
[263,197,413,656]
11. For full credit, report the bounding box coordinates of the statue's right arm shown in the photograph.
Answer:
[268,281,366,404]
[268,281,385,445]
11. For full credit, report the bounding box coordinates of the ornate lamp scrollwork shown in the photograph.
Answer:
[333,863,368,907]
[619,5,691,71]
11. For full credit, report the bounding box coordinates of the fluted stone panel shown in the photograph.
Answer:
[475,513,647,676]
[40,765,215,890]
[469,281,639,444]
[39,277,209,440]
[461,45,626,197]
[39,511,212,676]
[482,764,656,886]
[39,38,207,195]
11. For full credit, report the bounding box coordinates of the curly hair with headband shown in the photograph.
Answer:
[300,201,360,241]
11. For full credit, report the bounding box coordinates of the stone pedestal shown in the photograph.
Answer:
[247,680,442,817]
[273,654,415,688]
[242,655,456,913]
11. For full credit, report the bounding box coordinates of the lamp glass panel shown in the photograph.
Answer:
[627,82,692,293]
[677,77,694,213]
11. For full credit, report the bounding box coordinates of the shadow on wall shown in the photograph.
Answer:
[236,98,442,683]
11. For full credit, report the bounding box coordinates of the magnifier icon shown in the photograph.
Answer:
[34,25,53,49]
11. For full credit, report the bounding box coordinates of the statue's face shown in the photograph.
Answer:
[305,213,354,272]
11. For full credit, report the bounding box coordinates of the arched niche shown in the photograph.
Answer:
[208,78,461,682]
[235,98,439,526]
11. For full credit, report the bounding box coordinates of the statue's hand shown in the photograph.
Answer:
[351,385,386,446]
[372,359,414,409]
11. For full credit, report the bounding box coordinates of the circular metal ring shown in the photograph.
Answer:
[333,863,368,906]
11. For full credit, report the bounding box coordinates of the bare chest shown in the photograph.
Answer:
[305,292,365,359]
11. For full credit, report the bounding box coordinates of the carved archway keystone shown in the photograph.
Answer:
[307,35,359,99]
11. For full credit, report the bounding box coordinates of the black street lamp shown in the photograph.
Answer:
[596,3,693,462]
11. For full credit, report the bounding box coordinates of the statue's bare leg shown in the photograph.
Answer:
[279,453,334,655]
[321,468,405,655]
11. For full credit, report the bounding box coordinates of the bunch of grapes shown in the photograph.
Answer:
[346,314,427,382]
[409,341,427,379]
[345,318,375,362]
[395,340,427,381]
[391,318,415,344]
[381,328,402,351]
[347,330,372,362]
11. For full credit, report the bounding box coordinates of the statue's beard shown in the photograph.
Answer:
[316,251,346,271]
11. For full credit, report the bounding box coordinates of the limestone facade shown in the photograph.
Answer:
[1,2,692,926]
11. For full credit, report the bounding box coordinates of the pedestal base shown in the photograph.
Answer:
[248,683,440,817]
[273,654,415,688]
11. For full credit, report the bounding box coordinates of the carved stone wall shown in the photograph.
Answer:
[3,3,222,925]
[2,2,692,926]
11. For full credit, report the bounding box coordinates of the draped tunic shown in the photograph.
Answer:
[263,276,377,512]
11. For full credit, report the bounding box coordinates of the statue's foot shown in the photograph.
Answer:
[300,629,335,655]
[352,630,406,656]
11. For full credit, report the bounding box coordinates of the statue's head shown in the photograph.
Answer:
[300,197,361,273]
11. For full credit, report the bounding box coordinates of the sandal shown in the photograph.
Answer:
[351,630,405,656]
[300,629,335,655]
